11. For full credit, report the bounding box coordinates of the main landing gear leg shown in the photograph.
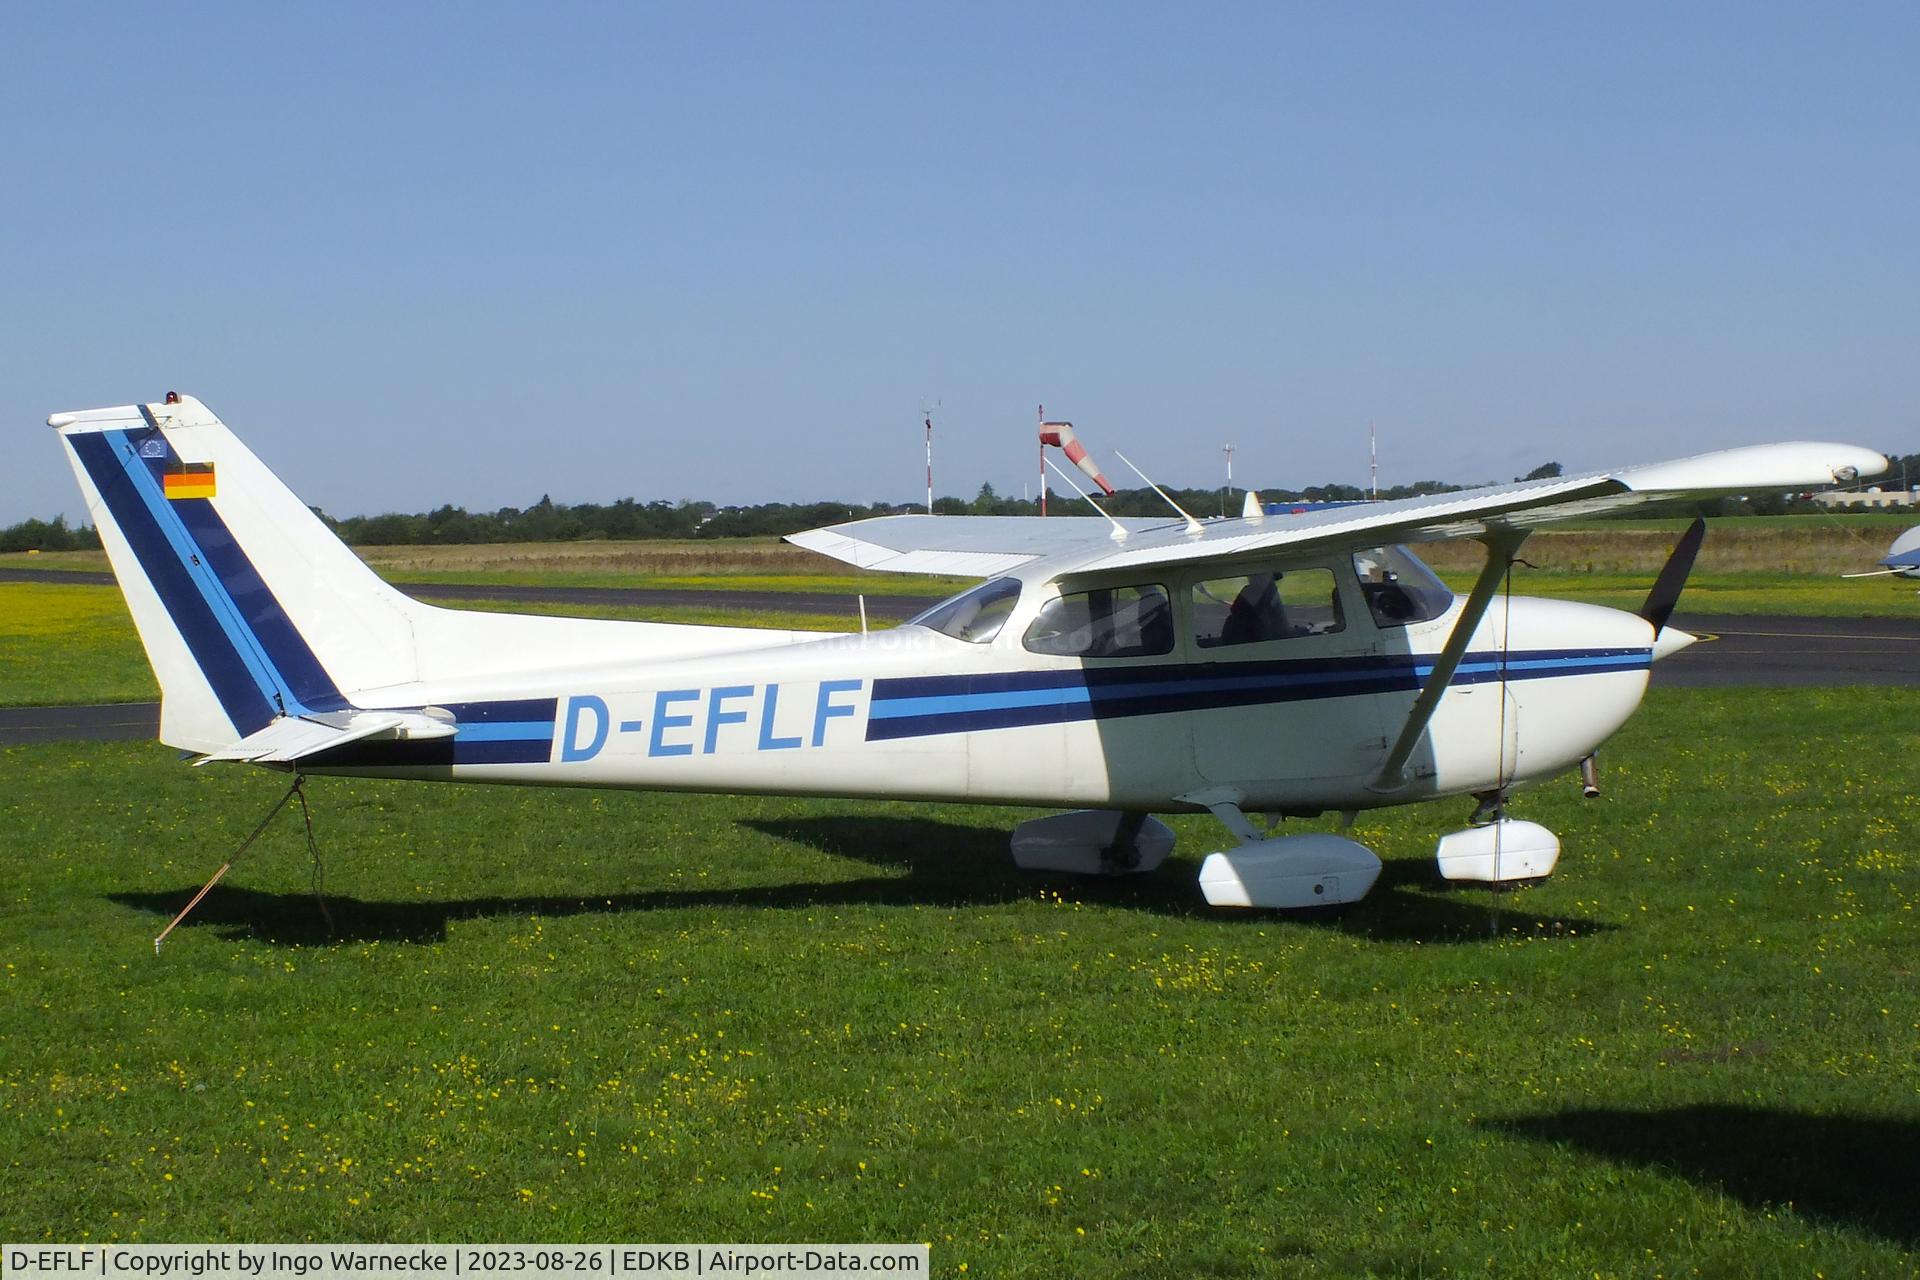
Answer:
[1010,810,1175,875]
[1179,788,1383,909]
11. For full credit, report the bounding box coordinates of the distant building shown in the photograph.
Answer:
[1809,486,1918,509]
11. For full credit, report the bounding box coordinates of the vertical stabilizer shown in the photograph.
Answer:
[51,395,423,752]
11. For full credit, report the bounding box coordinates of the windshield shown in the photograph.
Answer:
[908,577,1023,643]
[1351,545,1453,627]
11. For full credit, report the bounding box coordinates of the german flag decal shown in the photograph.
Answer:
[163,462,217,501]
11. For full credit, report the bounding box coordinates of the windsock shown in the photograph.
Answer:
[1039,421,1116,495]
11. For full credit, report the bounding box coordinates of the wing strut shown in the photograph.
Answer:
[1369,528,1530,792]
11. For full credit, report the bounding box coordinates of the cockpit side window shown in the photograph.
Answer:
[909,577,1023,643]
[1351,545,1453,627]
[1023,583,1174,658]
[1192,567,1345,648]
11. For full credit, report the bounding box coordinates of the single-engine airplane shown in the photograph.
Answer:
[49,395,1887,909]
[1844,524,1920,580]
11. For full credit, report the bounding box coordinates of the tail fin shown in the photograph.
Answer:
[54,394,819,756]
[51,395,426,752]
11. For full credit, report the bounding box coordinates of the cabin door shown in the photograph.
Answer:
[1184,562,1389,793]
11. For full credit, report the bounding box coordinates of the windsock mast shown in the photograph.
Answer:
[1038,405,1048,517]
[918,399,944,516]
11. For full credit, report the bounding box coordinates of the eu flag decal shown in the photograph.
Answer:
[163,462,217,501]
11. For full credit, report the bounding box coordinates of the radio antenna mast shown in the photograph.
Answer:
[1038,405,1048,517]
[1370,421,1378,500]
[1222,442,1235,517]
[920,400,940,515]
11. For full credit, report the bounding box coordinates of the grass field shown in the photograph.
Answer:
[360,541,960,599]
[0,541,965,598]
[6,515,1918,670]
[1427,569,1918,618]
[2,688,1916,1275]
[348,530,1920,618]
[0,584,157,707]
[1418,518,1909,578]
[1558,513,1916,532]
[3,522,1916,710]
[6,517,1912,594]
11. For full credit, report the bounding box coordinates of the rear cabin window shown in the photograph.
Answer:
[1351,545,1453,627]
[910,577,1022,643]
[1193,568,1345,648]
[1023,584,1174,658]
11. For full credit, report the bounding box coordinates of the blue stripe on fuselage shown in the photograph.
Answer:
[254,698,560,769]
[864,648,1650,740]
[440,698,558,723]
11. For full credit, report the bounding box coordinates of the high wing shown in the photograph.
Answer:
[789,441,1888,577]
[786,515,1171,577]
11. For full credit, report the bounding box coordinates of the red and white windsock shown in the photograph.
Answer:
[1039,420,1116,495]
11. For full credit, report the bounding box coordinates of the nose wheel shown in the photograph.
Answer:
[1436,814,1560,883]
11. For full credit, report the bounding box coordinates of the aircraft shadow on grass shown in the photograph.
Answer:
[1490,1105,1920,1248]
[106,815,1611,948]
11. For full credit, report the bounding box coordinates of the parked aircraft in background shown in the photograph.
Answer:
[50,394,1885,910]
[1876,526,1919,578]
[1840,524,1920,582]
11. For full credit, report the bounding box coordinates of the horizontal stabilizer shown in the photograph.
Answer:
[195,709,455,765]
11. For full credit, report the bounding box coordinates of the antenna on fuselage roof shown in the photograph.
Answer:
[1112,448,1205,537]
[1044,455,1128,541]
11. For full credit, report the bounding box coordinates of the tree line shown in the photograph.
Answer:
[4,453,1914,551]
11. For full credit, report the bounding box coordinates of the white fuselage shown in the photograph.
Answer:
[306,570,1661,817]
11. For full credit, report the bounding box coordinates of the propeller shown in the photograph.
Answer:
[1639,517,1706,636]
[1571,517,1706,805]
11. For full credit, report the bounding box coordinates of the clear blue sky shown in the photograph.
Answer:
[4,2,1916,524]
